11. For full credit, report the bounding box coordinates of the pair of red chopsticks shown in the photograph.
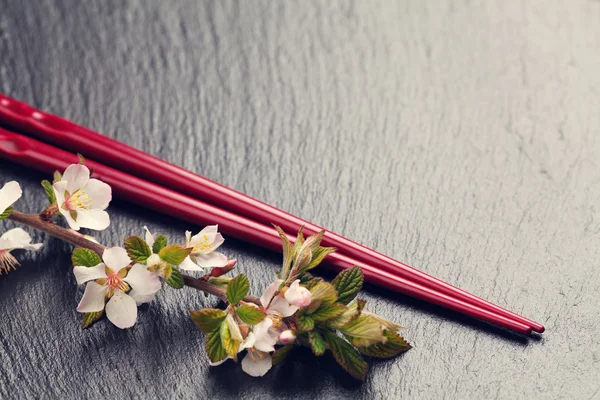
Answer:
[0,93,544,335]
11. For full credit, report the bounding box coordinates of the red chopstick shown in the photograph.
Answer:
[0,128,533,334]
[0,94,545,333]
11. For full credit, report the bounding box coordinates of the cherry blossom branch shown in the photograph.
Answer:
[8,210,260,305]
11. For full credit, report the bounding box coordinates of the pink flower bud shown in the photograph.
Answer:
[284,279,312,307]
[279,330,296,344]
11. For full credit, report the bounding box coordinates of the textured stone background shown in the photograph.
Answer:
[1,1,599,399]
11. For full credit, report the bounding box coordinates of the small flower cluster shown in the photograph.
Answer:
[190,228,411,380]
[1,160,410,381]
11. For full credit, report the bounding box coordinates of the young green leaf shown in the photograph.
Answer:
[165,267,185,289]
[297,315,315,332]
[272,344,293,365]
[236,304,266,325]
[0,206,13,220]
[206,327,228,363]
[158,244,192,265]
[358,330,412,359]
[311,303,347,323]
[332,266,364,305]
[72,247,103,267]
[220,318,241,357]
[226,274,250,305]
[323,330,368,381]
[41,180,57,205]
[77,153,86,165]
[124,236,152,264]
[82,311,104,329]
[275,225,294,280]
[361,311,405,332]
[303,246,336,272]
[338,315,385,347]
[52,170,62,184]
[152,235,168,254]
[190,308,227,333]
[309,281,338,305]
[328,299,366,329]
[309,330,327,356]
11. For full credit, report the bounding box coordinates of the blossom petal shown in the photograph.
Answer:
[102,247,131,271]
[58,206,81,231]
[178,255,204,271]
[0,181,22,213]
[252,318,277,353]
[209,356,232,367]
[82,178,112,210]
[143,226,155,248]
[62,164,90,194]
[240,332,256,350]
[105,291,138,329]
[73,263,107,284]
[128,290,155,305]
[194,252,228,268]
[269,296,298,318]
[211,233,225,250]
[75,209,110,231]
[241,352,273,377]
[124,264,161,296]
[260,279,283,308]
[76,282,107,312]
[0,228,43,250]
[284,280,312,307]
[196,225,218,243]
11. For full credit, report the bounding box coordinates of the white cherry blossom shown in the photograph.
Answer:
[0,228,43,274]
[53,164,112,231]
[178,225,228,271]
[0,181,22,214]
[73,247,161,328]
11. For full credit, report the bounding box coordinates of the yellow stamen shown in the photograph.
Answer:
[65,189,92,210]
[192,234,213,253]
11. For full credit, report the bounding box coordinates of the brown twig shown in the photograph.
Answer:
[8,210,260,305]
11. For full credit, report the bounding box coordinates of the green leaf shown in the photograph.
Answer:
[165,267,184,289]
[309,330,327,356]
[124,236,152,264]
[152,235,168,254]
[328,299,366,329]
[311,303,347,323]
[220,318,241,357]
[41,180,57,205]
[158,244,192,265]
[309,281,338,305]
[361,311,405,332]
[72,247,103,267]
[236,304,266,325]
[208,276,231,288]
[358,330,412,359]
[297,315,315,332]
[292,226,305,253]
[82,311,104,329]
[304,246,336,272]
[52,170,62,184]
[226,274,250,305]
[206,327,228,363]
[332,266,364,305]
[190,308,227,333]
[272,344,293,365]
[275,225,294,280]
[323,330,368,381]
[77,153,86,165]
[0,206,13,220]
[339,315,384,347]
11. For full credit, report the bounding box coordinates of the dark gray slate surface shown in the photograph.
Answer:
[1,1,599,399]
